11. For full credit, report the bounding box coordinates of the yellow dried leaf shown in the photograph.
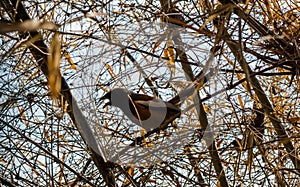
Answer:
[18,106,29,127]
[127,167,134,176]
[203,103,211,114]
[238,94,244,109]
[237,73,250,92]
[61,152,66,162]
[153,41,161,52]
[163,48,169,59]
[165,40,175,74]
[48,32,62,99]
[105,64,116,79]
[64,53,77,69]
[44,129,51,142]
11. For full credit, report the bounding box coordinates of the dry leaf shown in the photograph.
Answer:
[166,40,176,74]
[238,94,244,109]
[64,53,77,69]
[48,32,62,99]
[105,64,116,79]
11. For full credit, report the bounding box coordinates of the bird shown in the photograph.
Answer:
[99,88,181,131]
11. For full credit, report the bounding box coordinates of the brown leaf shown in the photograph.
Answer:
[48,32,62,99]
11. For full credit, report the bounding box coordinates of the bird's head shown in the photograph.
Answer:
[99,88,130,108]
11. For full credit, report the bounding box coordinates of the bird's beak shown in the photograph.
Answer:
[102,101,111,108]
[99,92,111,108]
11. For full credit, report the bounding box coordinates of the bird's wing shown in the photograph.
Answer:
[129,93,154,101]
[164,102,181,112]
[135,99,181,112]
